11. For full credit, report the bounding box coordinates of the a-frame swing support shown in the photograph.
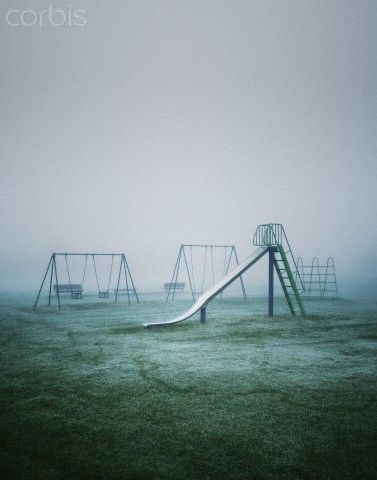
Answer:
[114,254,140,305]
[34,252,139,309]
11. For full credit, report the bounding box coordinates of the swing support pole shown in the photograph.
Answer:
[115,255,122,302]
[171,249,181,301]
[233,247,247,300]
[53,254,61,309]
[33,255,53,309]
[124,255,139,303]
[182,246,195,300]
[166,246,182,302]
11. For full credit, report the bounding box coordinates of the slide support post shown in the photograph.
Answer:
[268,248,274,317]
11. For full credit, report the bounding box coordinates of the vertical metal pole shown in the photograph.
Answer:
[53,254,61,309]
[200,306,206,323]
[268,248,274,316]
[115,255,122,302]
[33,255,53,309]
[233,247,247,300]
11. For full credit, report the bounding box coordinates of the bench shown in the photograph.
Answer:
[54,284,83,299]
[164,282,185,292]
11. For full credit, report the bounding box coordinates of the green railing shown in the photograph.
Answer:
[253,224,304,292]
[253,223,284,246]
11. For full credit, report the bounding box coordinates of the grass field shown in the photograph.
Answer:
[1,293,376,479]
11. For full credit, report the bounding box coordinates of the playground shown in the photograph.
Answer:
[33,225,311,322]
[1,293,376,479]
[1,223,375,479]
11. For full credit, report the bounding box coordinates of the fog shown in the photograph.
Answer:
[1,0,376,293]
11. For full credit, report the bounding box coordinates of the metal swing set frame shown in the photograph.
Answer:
[166,244,247,301]
[33,252,139,309]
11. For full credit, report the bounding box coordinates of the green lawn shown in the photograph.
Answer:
[1,295,376,479]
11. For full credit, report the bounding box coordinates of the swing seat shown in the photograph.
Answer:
[71,290,83,300]
[98,291,109,298]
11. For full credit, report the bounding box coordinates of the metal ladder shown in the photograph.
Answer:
[273,245,305,315]
[253,223,306,316]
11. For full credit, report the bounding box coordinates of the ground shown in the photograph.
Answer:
[0,293,376,479]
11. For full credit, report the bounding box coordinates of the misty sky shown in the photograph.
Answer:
[1,0,377,291]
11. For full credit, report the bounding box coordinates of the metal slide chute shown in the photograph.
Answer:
[144,246,269,327]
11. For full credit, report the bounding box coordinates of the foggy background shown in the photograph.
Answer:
[1,0,376,295]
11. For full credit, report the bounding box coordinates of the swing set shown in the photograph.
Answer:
[166,244,247,301]
[34,252,139,309]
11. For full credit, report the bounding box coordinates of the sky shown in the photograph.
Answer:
[1,0,376,292]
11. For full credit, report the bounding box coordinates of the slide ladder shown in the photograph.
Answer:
[273,245,305,315]
[253,224,305,316]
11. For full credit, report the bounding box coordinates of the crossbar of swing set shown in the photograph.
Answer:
[179,244,237,248]
[52,253,124,256]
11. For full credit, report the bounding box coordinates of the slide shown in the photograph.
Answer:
[144,246,269,327]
